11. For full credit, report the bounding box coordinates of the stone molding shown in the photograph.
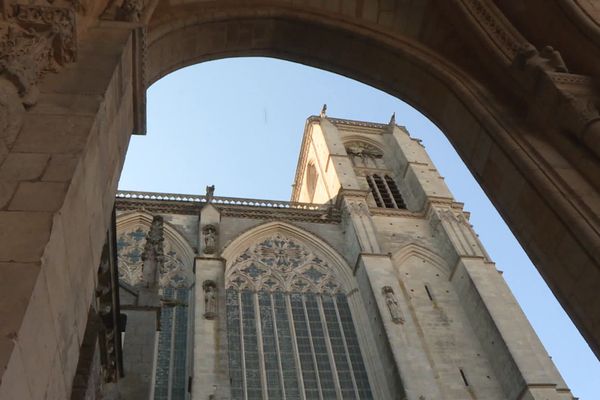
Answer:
[115,198,341,223]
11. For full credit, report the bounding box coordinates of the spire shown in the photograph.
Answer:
[389,112,396,126]
[141,215,164,288]
[320,104,327,118]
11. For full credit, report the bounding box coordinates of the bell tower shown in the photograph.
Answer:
[291,111,573,400]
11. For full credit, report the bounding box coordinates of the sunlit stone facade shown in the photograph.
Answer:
[114,115,574,400]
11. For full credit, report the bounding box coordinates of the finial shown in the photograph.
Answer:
[389,112,396,126]
[320,104,327,118]
[206,185,215,203]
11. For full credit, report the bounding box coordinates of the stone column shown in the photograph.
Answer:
[192,256,225,400]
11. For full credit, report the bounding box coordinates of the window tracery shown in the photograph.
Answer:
[226,233,373,400]
[226,234,342,294]
[116,220,193,400]
[117,225,193,288]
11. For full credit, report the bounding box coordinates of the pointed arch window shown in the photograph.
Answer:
[116,221,194,400]
[226,234,373,400]
[366,174,406,209]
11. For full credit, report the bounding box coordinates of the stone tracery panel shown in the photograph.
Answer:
[226,233,342,294]
[116,224,192,288]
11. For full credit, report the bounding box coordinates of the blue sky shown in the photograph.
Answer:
[119,57,599,399]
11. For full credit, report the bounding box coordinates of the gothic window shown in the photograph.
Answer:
[366,174,406,209]
[117,223,193,400]
[226,234,373,400]
[306,162,318,202]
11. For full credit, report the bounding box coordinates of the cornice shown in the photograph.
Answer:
[115,194,342,224]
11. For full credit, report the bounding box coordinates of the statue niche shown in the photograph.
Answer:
[203,280,217,320]
[382,286,404,324]
[203,224,218,255]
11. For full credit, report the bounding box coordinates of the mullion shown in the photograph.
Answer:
[291,294,320,400]
[259,292,283,399]
[274,292,301,400]
[385,176,406,208]
[305,293,336,399]
[366,176,384,207]
[241,290,262,400]
[335,294,373,400]
[322,295,357,400]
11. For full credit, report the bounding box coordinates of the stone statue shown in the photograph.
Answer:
[203,224,217,254]
[206,185,215,203]
[382,286,404,324]
[203,281,217,319]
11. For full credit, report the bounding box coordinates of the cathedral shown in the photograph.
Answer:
[109,114,574,400]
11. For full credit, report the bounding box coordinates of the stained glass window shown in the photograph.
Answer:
[226,234,373,399]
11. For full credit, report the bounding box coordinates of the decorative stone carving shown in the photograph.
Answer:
[382,286,404,324]
[345,141,383,159]
[203,280,217,319]
[118,221,192,288]
[343,199,370,218]
[0,79,24,150]
[118,0,144,22]
[558,92,600,159]
[226,234,342,294]
[206,185,215,203]
[459,0,529,62]
[141,215,164,288]
[513,44,568,74]
[203,224,218,254]
[102,0,145,22]
[0,4,76,106]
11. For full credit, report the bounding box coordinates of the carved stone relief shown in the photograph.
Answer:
[226,234,342,294]
[382,286,404,324]
[1,4,76,105]
[202,224,218,255]
[345,141,385,169]
[343,199,370,218]
[117,222,192,288]
[203,280,217,320]
[101,0,145,22]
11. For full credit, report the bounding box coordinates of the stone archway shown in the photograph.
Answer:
[0,1,599,398]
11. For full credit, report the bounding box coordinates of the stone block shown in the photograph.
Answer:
[0,211,53,262]
[0,345,32,400]
[44,350,67,400]
[12,113,95,154]
[0,182,16,209]
[42,154,79,182]
[8,182,67,212]
[31,93,102,117]
[0,262,40,371]
[0,153,49,181]
[17,272,59,400]
[41,214,79,373]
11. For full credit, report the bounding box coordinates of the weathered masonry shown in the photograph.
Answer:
[1,1,600,399]
[112,116,573,399]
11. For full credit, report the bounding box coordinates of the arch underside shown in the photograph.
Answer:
[144,5,600,356]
